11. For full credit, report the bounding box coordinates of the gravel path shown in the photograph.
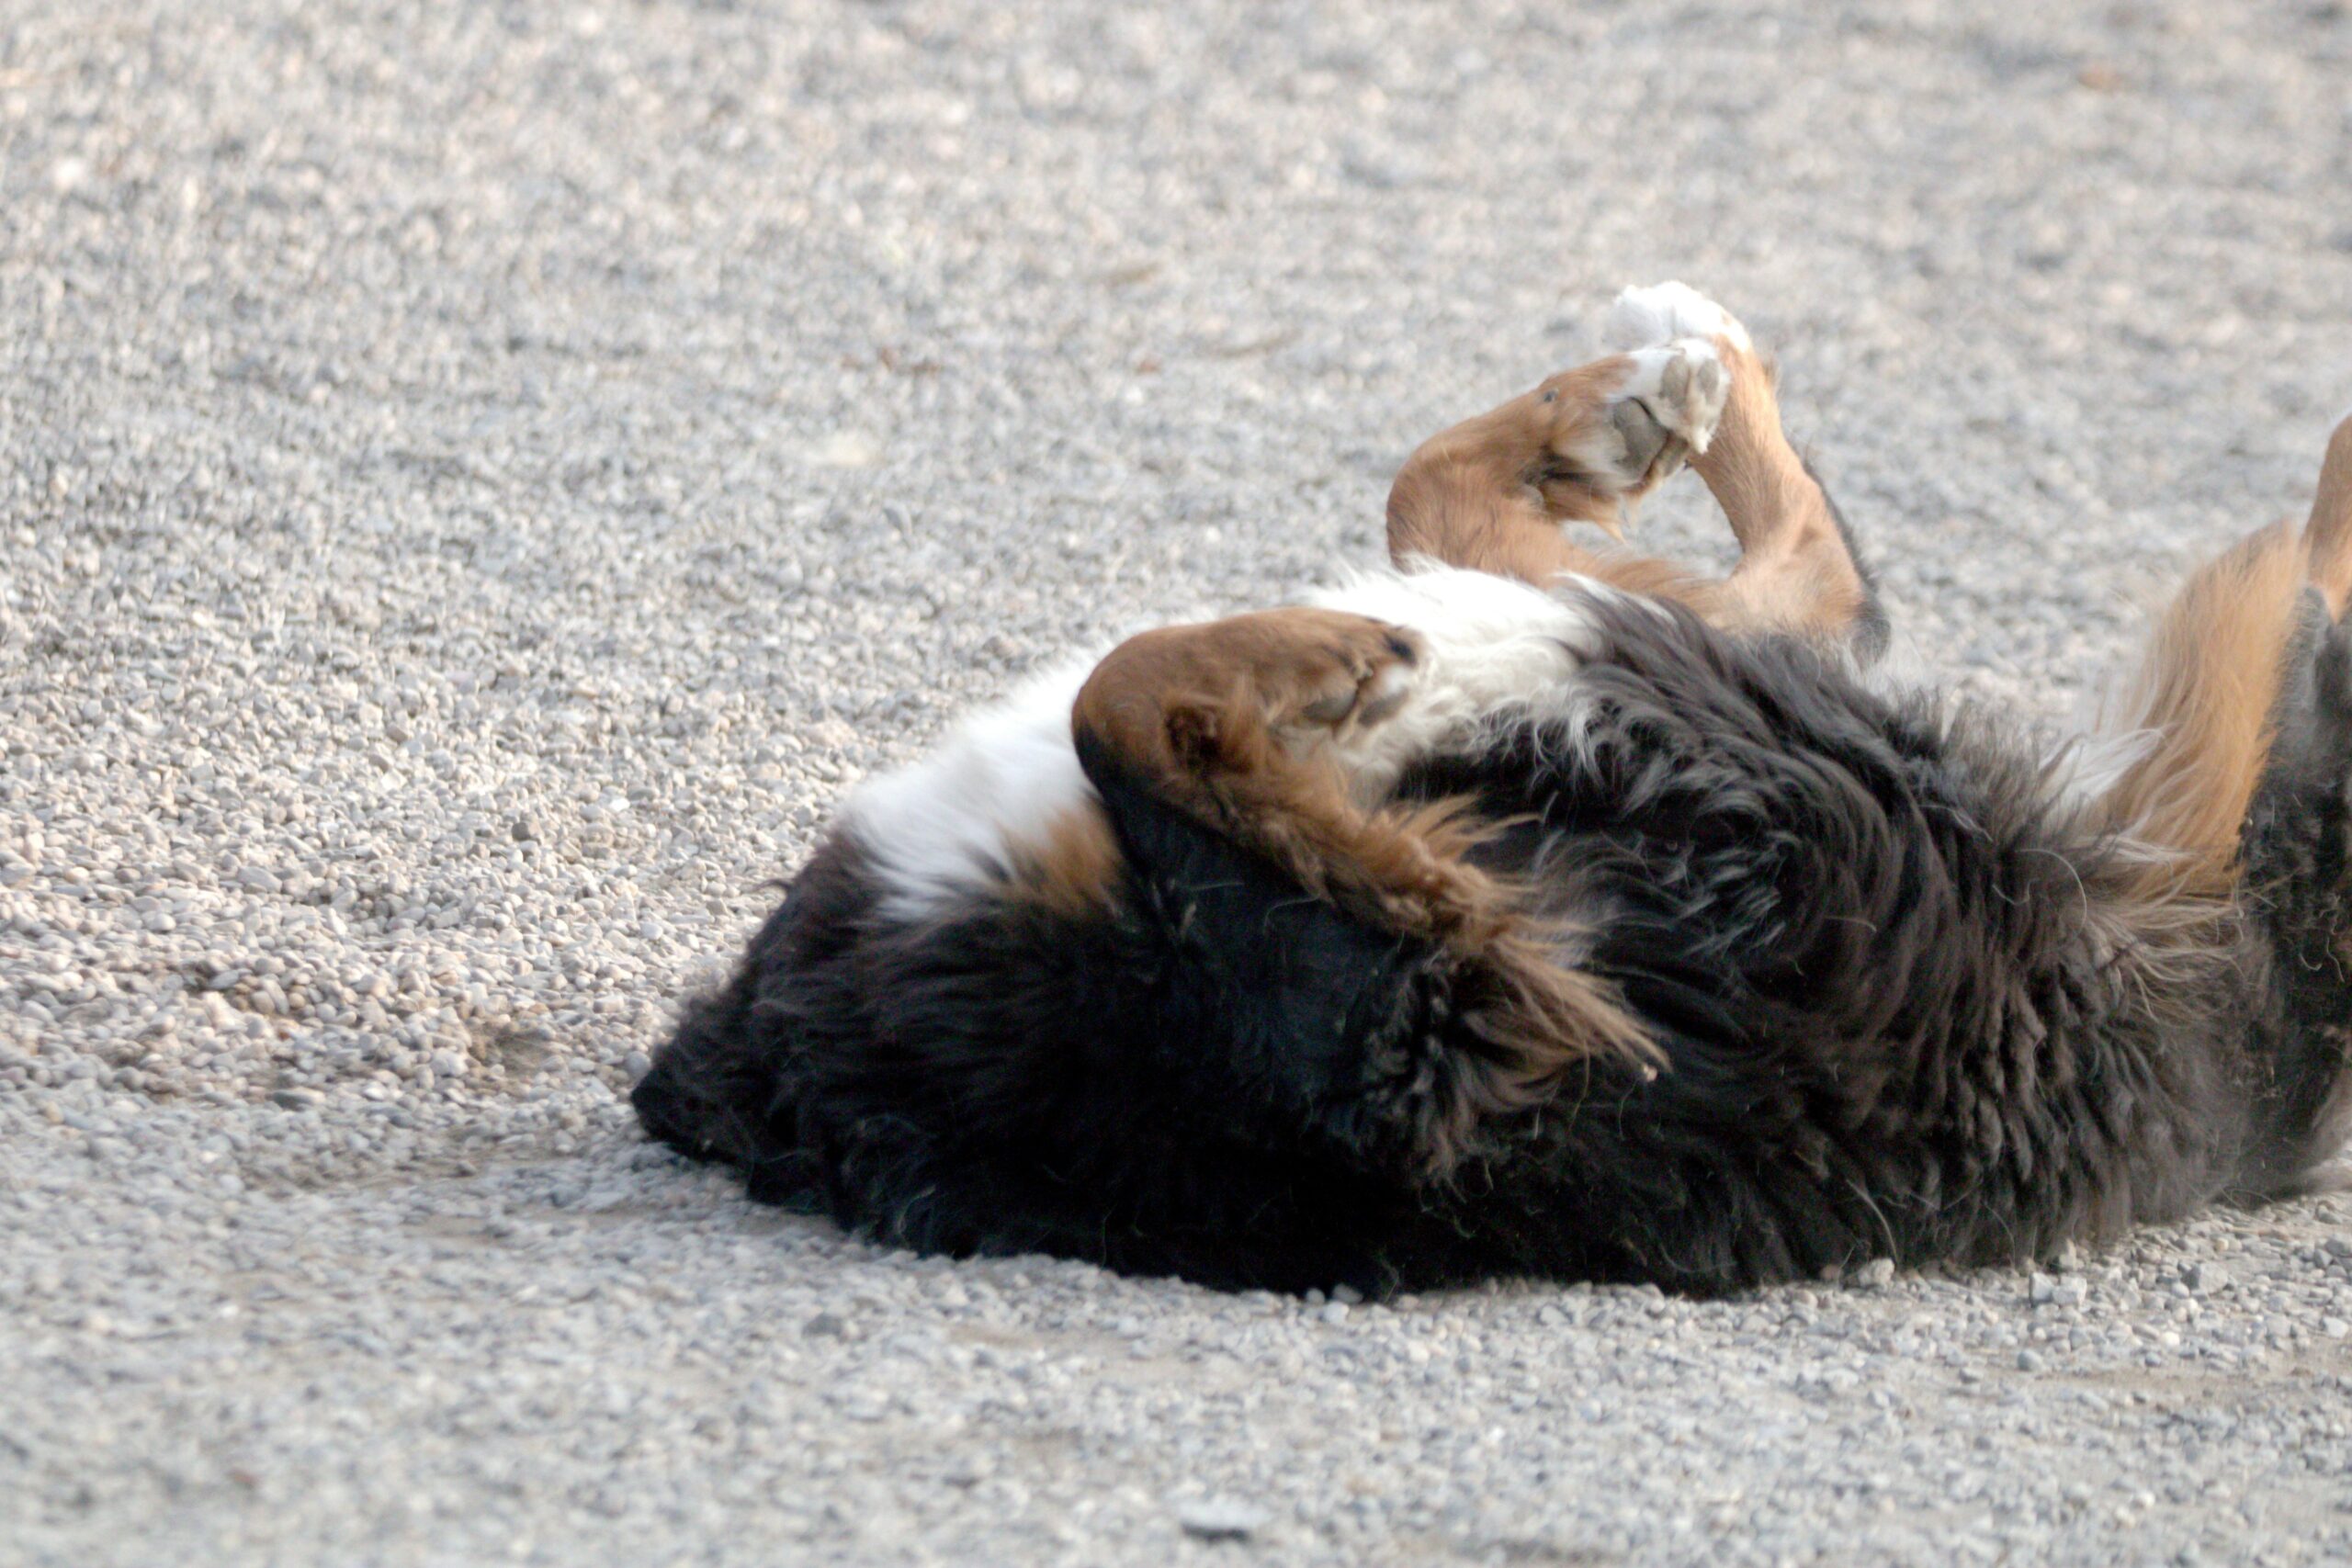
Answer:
[6,2,2352,1562]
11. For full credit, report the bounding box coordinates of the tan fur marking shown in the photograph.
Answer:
[1385,355,1716,601]
[2105,413,2352,897]
[1003,805,1124,917]
[1073,611,1495,943]
[2100,522,2308,899]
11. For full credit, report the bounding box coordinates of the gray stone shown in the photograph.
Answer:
[1176,1498,1269,1541]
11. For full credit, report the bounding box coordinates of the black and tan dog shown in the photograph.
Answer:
[634,285,2352,1295]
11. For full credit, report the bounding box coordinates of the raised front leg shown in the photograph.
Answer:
[1387,282,1886,657]
[1385,337,1730,596]
[1071,608,1479,942]
[1606,283,1885,654]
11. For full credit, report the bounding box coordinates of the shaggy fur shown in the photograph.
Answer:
[634,286,2352,1295]
[634,590,2352,1294]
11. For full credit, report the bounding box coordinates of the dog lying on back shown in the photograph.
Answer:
[634,285,2352,1295]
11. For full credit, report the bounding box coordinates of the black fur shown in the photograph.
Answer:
[635,597,2352,1295]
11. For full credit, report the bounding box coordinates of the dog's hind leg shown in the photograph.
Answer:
[2097,409,2352,901]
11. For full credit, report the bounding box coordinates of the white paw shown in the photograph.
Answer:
[1610,339,1728,458]
[1606,280,1752,355]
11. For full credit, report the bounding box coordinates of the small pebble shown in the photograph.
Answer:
[1176,1499,1268,1542]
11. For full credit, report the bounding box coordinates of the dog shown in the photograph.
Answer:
[633,284,2352,1296]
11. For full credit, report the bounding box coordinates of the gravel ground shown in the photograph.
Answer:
[6,2,2352,1563]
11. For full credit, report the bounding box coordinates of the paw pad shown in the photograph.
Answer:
[1612,341,1729,457]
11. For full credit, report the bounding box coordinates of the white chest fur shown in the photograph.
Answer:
[842,565,1614,919]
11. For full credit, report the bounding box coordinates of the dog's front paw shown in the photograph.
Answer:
[1532,336,1727,514]
[1611,339,1729,461]
[1273,615,1423,740]
[1606,280,1753,355]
